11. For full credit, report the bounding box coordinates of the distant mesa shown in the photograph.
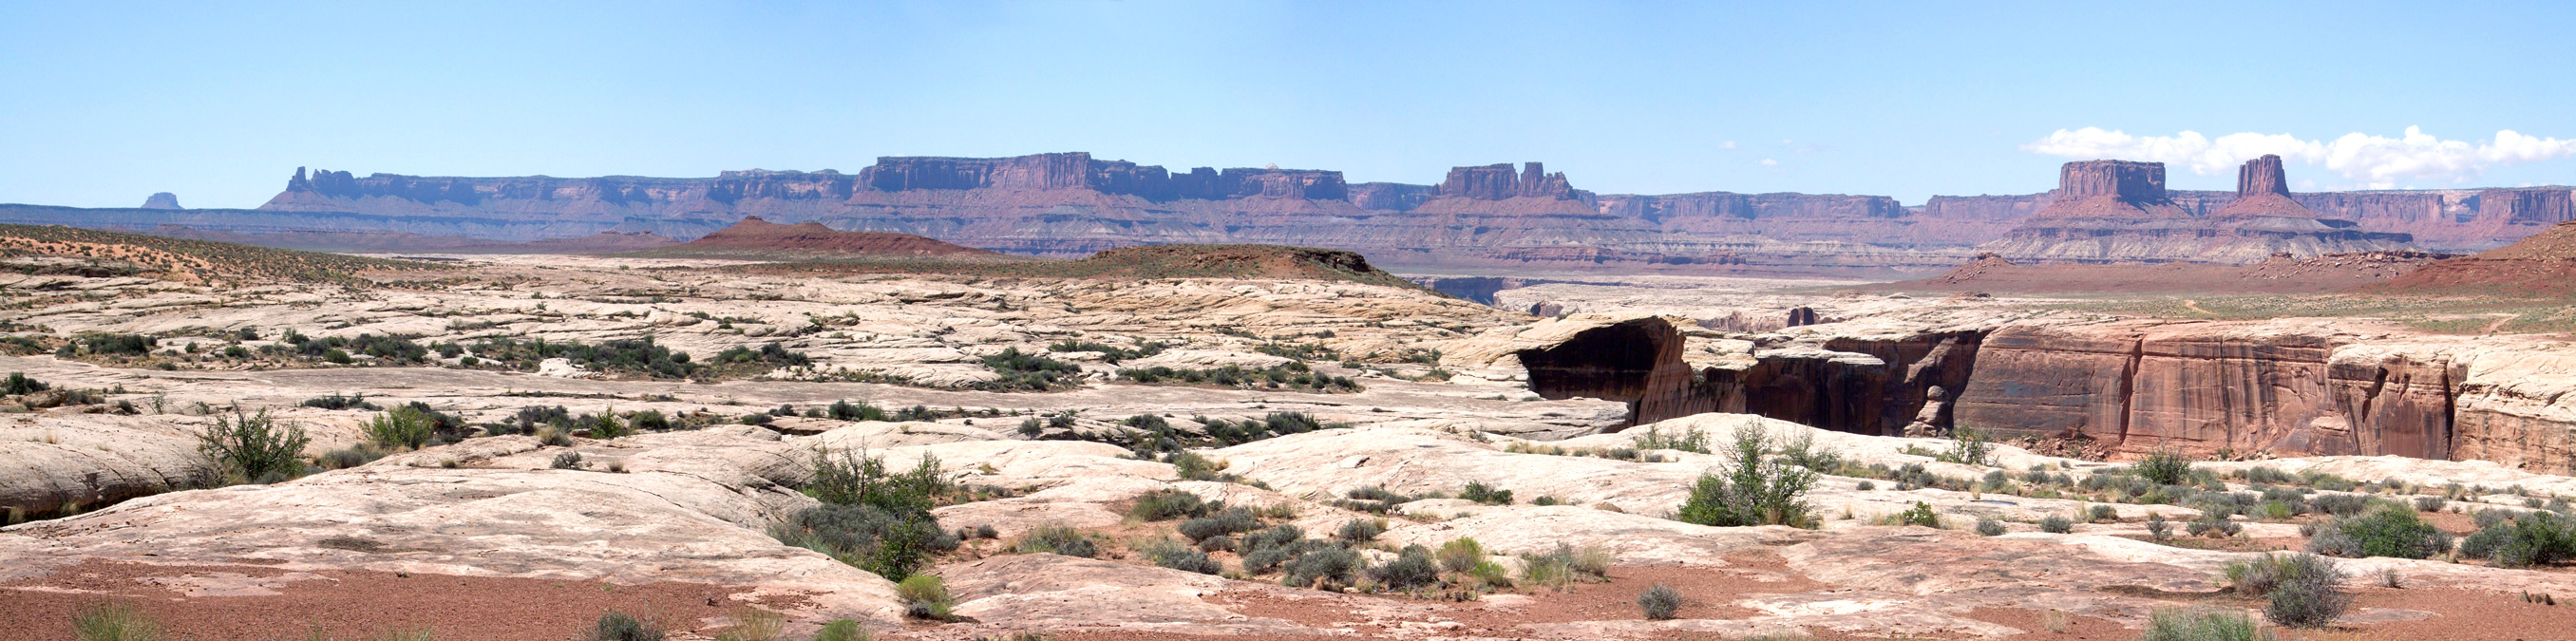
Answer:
[635,217,1018,262]
[1982,158,2413,264]
[2211,154,2319,219]
[141,193,181,210]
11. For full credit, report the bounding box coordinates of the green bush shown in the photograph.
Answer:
[1458,481,1514,505]
[1176,507,1260,542]
[1368,544,1441,590]
[1138,537,1222,575]
[2089,504,2119,522]
[1638,584,1682,620]
[362,405,437,450]
[776,449,957,580]
[1335,518,1385,543]
[897,575,953,619]
[1017,523,1097,557]
[2263,554,2349,628]
[198,409,309,484]
[72,602,164,641]
[2227,553,2348,629]
[1127,488,1213,521]
[2140,607,2271,641]
[552,451,585,470]
[317,447,382,471]
[1975,518,2006,537]
[6,371,51,395]
[2306,506,2451,559]
[1935,427,1993,465]
[1517,542,1611,589]
[1896,501,1941,528]
[1436,537,1486,573]
[1282,546,1363,589]
[586,612,665,641]
[298,393,378,411]
[1676,425,1816,527]
[1629,424,1711,453]
[2039,515,2074,534]
[810,619,867,641]
[2134,448,2192,485]
[2458,510,2576,568]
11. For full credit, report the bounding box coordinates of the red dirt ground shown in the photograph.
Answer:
[0,558,793,641]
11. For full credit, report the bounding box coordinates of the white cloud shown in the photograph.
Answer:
[1718,141,1737,149]
[2022,126,2576,188]
[1758,158,1778,167]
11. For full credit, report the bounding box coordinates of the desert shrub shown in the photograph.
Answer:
[316,447,381,470]
[1127,488,1213,520]
[198,409,309,484]
[2140,607,2271,641]
[810,619,867,641]
[626,409,671,432]
[1676,425,1816,527]
[71,602,164,641]
[552,451,585,470]
[1895,501,1941,528]
[1138,537,1222,575]
[805,449,948,516]
[2147,513,2173,540]
[1935,427,1993,465]
[897,575,953,619]
[1335,518,1385,543]
[2308,493,2378,518]
[1016,523,1097,557]
[2458,510,2576,568]
[1459,481,1514,505]
[2243,466,2294,484]
[2187,514,2243,537]
[1369,544,1442,590]
[1240,526,1313,574]
[1854,481,1875,491]
[585,612,665,641]
[2134,448,2192,485]
[712,609,784,641]
[2305,506,2450,559]
[299,392,378,411]
[827,400,888,422]
[4,371,49,395]
[740,413,773,426]
[712,342,812,369]
[1775,431,1843,472]
[1975,518,2006,537]
[1176,507,1260,542]
[581,412,629,440]
[469,336,704,379]
[1517,542,1611,589]
[2089,504,2119,522]
[1282,546,1363,589]
[2039,515,2074,534]
[2262,554,2349,628]
[1630,424,1711,453]
[1436,537,1487,573]
[778,449,956,580]
[362,405,437,450]
[979,348,1084,391]
[1638,584,1682,620]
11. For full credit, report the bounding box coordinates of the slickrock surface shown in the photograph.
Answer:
[4,230,2575,639]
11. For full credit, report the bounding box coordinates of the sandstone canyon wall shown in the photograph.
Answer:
[1501,313,2574,473]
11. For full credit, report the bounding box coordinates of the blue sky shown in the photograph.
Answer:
[4,1,2571,209]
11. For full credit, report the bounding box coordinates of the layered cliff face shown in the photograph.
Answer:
[1478,311,2573,473]
[1984,159,2415,264]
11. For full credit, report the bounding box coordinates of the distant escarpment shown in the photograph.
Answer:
[1982,158,2415,264]
[8,152,2567,271]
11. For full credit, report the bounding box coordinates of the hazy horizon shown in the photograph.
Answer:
[6,1,2572,209]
